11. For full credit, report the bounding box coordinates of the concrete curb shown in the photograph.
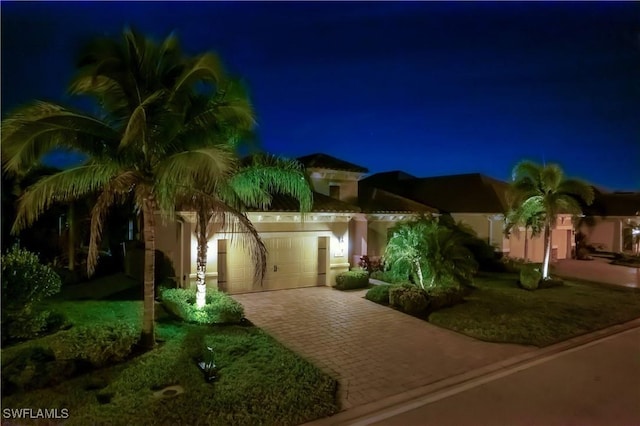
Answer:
[305,317,640,426]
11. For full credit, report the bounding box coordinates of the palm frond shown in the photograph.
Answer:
[154,147,237,211]
[12,163,122,233]
[1,102,120,174]
[170,53,225,102]
[229,155,312,213]
[87,171,139,274]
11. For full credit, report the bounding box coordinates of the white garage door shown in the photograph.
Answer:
[221,235,320,293]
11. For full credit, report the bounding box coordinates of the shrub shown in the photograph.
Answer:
[389,284,429,315]
[519,264,542,290]
[1,246,62,343]
[1,323,137,395]
[51,323,139,367]
[358,255,384,274]
[425,286,467,311]
[334,270,369,290]
[161,288,244,324]
[365,285,392,304]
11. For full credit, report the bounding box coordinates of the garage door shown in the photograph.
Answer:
[221,235,321,293]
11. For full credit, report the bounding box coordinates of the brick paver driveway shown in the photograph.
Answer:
[234,287,533,410]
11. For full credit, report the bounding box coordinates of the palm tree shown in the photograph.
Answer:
[508,161,594,279]
[2,29,249,349]
[178,153,313,308]
[504,196,545,261]
[384,216,477,289]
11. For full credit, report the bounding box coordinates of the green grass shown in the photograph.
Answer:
[429,272,640,347]
[2,278,338,425]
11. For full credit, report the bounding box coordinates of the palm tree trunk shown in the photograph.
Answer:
[140,196,156,349]
[68,202,76,271]
[195,209,208,308]
[542,222,551,279]
[415,260,425,289]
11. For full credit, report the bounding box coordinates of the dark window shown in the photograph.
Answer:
[329,185,340,199]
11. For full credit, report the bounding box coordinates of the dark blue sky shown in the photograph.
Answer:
[2,1,639,190]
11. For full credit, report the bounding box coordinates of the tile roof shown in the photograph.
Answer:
[360,172,510,214]
[583,190,640,217]
[358,186,438,214]
[297,153,369,173]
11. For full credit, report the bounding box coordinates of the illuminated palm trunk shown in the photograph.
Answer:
[523,226,529,262]
[195,209,209,308]
[542,222,551,279]
[414,259,425,289]
[140,196,156,349]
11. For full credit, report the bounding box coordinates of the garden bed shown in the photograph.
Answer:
[1,279,339,425]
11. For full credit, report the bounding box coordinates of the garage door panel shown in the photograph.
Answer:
[225,234,320,294]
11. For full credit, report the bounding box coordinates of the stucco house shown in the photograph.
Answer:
[359,171,575,263]
[152,153,578,294]
[578,189,640,253]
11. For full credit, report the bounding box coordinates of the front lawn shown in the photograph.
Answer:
[429,272,640,347]
[2,279,338,425]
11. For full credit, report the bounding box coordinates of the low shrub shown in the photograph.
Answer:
[1,246,63,344]
[425,286,467,311]
[161,288,244,324]
[2,323,138,395]
[51,323,139,367]
[502,257,530,274]
[519,264,542,290]
[389,284,429,315]
[334,270,369,290]
[359,255,384,274]
[365,285,392,304]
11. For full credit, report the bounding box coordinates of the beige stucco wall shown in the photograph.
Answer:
[307,169,363,205]
[580,217,631,253]
[450,213,505,251]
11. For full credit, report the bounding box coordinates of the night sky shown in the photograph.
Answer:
[2,1,639,191]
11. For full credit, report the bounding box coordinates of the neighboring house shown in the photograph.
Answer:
[152,154,581,294]
[359,171,575,263]
[579,190,640,253]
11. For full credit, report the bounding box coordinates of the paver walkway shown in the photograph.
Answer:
[553,257,639,288]
[233,287,533,410]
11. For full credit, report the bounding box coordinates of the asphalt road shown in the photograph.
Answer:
[367,327,640,426]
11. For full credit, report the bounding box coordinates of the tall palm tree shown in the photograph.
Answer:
[2,29,250,349]
[504,196,545,261]
[508,161,594,279]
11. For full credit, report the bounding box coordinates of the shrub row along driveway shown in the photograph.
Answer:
[233,287,533,410]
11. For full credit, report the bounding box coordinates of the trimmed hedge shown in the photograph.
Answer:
[334,270,369,290]
[389,285,429,315]
[161,288,244,324]
[425,286,467,311]
[365,285,392,304]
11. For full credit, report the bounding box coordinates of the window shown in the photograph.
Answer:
[329,184,340,199]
